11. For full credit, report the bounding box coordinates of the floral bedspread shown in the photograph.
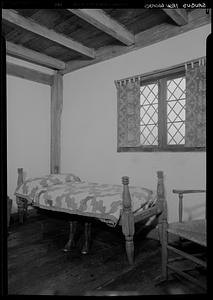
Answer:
[15,176,157,227]
[15,173,81,201]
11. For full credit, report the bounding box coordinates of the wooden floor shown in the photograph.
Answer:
[7,210,207,296]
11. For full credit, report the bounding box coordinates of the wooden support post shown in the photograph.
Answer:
[81,222,92,254]
[121,176,135,265]
[16,168,25,224]
[63,221,78,252]
[156,171,168,280]
[50,72,63,174]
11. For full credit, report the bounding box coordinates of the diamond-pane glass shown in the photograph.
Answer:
[167,77,186,145]
[140,83,158,145]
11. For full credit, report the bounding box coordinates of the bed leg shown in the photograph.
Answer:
[125,236,134,265]
[81,222,92,254]
[16,168,25,224]
[16,196,25,224]
[63,221,77,252]
[156,171,168,281]
[161,219,168,280]
[121,176,135,265]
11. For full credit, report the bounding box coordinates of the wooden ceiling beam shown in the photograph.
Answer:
[6,41,66,70]
[2,9,95,59]
[162,9,188,26]
[62,9,210,75]
[68,9,135,46]
[6,62,54,85]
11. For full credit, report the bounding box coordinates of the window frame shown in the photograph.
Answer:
[117,65,206,153]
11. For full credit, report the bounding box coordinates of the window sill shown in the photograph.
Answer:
[117,146,206,152]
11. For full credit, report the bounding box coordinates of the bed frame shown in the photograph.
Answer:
[15,168,167,265]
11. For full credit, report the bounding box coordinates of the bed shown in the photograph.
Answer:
[14,167,167,265]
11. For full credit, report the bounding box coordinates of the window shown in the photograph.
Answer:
[116,58,206,152]
[167,76,186,145]
[140,72,186,149]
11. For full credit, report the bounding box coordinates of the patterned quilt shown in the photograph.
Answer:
[15,175,157,227]
[15,173,81,201]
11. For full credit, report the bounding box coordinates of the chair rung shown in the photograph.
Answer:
[168,256,184,263]
[168,265,206,290]
[167,245,206,268]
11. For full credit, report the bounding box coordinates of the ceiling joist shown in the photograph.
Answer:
[7,62,54,85]
[162,9,188,26]
[2,9,95,59]
[6,41,66,70]
[61,9,210,75]
[2,8,210,75]
[68,9,135,46]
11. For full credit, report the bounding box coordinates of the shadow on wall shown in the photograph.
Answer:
[184,203,205,221]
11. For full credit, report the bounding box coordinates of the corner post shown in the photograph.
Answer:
[156,171,168,280]
[50,72,63,174]
[121,176,135,265]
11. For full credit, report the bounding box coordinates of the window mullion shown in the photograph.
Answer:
[158,78,167,148]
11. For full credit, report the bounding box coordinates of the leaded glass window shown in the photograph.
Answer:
[167,77,186,145]
[140,74,186,148]
[140,83,158,145]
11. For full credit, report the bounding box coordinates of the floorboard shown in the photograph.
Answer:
[7,211,207,295]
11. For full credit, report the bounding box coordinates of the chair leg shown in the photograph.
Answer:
[81,222,92,254]
[63,221,78,252]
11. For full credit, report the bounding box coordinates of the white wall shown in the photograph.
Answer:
[62,25,209,223]
[7,75,50,212]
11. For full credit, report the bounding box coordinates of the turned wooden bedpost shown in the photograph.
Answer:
[121,176,135,265]
[63,220,78,252]
[16,168,25,224]
[156,171,168,280]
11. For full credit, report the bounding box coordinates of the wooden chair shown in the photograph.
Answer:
[161,189,206,290]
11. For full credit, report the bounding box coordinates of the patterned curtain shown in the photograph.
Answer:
[185,61,206,147]
[116,80,141,147]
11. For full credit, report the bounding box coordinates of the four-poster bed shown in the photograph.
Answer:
[15,168,167,264]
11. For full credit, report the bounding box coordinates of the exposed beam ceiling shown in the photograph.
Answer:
[61,9,210,74]
[162,9,188,26]
[2,8,211,75]
[7,62,54,85]
[2,9,95,59]
[6,41,66,70]
[68,9,135,46]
